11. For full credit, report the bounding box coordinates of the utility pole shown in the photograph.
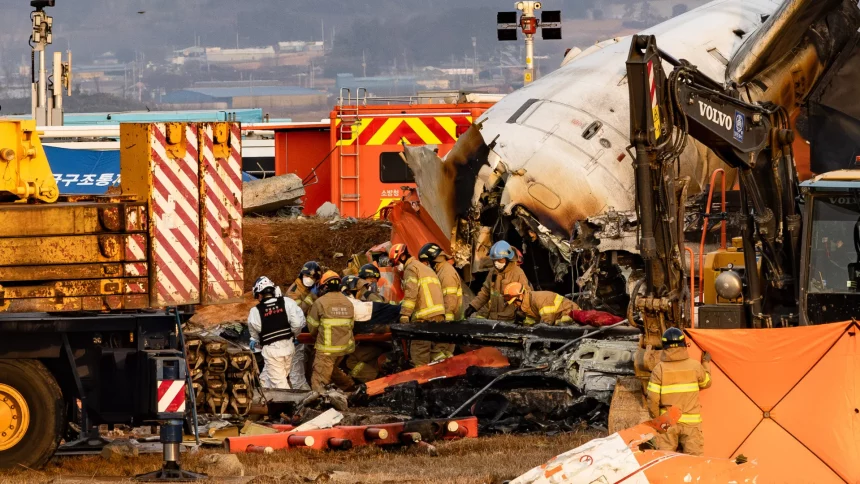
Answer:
[30,0,71,126]
[496,2,561,85]
[472,36,478,85]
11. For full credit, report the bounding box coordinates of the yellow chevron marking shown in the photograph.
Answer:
[367,118,402,146]
[404,118,441,145]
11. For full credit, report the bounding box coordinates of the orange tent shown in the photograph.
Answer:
[687,322,860,483]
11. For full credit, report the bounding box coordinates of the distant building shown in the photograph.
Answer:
[336,74,418,98]
[161,86,329,111]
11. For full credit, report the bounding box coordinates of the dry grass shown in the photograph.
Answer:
[0,432,602,483]
[242,217,391,292]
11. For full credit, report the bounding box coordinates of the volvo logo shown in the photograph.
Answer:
[698,101,733,130]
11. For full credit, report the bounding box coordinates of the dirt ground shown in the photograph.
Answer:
[242,217,391,292]
[0,432,601,483]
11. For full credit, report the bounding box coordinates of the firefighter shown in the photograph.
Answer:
[389,243,447,366]
[357,263,388,303]
[502,282,579,325]
[417,242,460,359]
[646,327,712,456]
[247,276,305,389]
[286,261,322,314]
[340,275,397,382]
[307,271,357,393]
[284,261,322,391]
[465,240,531,321]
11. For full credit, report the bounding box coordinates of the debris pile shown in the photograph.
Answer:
[242,217,390,292]
[186,336,257,416]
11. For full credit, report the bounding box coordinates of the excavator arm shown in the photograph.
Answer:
[626,35,801,344]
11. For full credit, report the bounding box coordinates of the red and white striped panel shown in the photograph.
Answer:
[156,379,186,414]
[199,123,244,303]
[150,123,201,306]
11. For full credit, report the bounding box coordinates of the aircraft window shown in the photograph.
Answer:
[379,152,415,183]
[582,121,603,140]
[506,98,540,124]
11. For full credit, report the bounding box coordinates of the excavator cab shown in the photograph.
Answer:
[799,170,860,324]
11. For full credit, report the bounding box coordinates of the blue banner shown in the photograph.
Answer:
[44,146,255,194]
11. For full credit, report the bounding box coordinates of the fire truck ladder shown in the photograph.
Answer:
[337,88,367,216]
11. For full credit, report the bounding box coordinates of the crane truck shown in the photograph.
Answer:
[622,33,860,384]
[0,119,243,479]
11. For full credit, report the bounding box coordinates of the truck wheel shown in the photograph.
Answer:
[0,359,63,469]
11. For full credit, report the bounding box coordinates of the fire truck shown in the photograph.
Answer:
[268,90,499,217]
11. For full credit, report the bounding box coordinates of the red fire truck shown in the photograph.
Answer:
[267,91,498,217]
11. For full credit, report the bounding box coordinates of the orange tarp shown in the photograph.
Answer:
[688,322,860,483]
[383,190,451,259]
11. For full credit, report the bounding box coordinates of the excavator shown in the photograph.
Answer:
[625,31,860,342]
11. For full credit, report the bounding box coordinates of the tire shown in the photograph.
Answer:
[0,359,64,470]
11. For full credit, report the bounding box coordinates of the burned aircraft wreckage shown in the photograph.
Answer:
[266,0,860,432]
[403,0,860,315]
[361,0,860,430]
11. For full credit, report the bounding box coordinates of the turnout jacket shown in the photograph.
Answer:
[400,257,446,321]
[520,291,578,325]
[470,263,531,321]
[647,346,712,425]
[286,278,317,315]
[435,261,463,321]
[307,291,355,356]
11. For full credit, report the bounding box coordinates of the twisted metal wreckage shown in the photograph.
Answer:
[379,0,860,431]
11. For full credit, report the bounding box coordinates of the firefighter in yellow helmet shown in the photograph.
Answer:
[306,271,356,393]
[647,327,712,456]
[503,282,579,325]
[389,243,447,366]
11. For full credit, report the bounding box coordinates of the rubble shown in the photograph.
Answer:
[243,173,305,214]
[200,454,245,477]
[100,440,139,460]
[315,201,340,218]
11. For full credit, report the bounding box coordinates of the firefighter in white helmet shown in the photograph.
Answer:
[248,276,306,389]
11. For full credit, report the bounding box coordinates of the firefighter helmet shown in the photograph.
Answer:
[388,243,409,263]
[358,263,381,280]
[341,275,360,295]
[489,240,516,261]
[253,276,276,297]
[661,327,686,348]
[503,282,526,304]
[320,270,341,291]
[418,242,445,262]
[300,261,322,279]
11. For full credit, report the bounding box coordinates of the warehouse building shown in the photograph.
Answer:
[161,86,329,111]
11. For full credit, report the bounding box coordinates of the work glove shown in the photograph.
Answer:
[249,339,258,352]
[399,316,410,324]
[701,351,712,363]
[464,306,477,318]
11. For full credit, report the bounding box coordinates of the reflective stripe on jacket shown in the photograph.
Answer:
[400,257,446,321]
[646,346,711,426]
[469,263,531,321]
[435,261,463,321]
[286,279,317,315]
[521,291,578,325]
[307,291,355,356]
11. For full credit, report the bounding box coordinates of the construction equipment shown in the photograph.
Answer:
[0,118,244,475]
[625,32,860,337]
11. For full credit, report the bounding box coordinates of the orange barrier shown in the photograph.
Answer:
[365,347,510,396]
[224,417,478,453]
[688,322,860,483]
[511,407,759,483]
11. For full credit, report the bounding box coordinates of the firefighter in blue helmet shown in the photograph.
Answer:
[465,240,531,321]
